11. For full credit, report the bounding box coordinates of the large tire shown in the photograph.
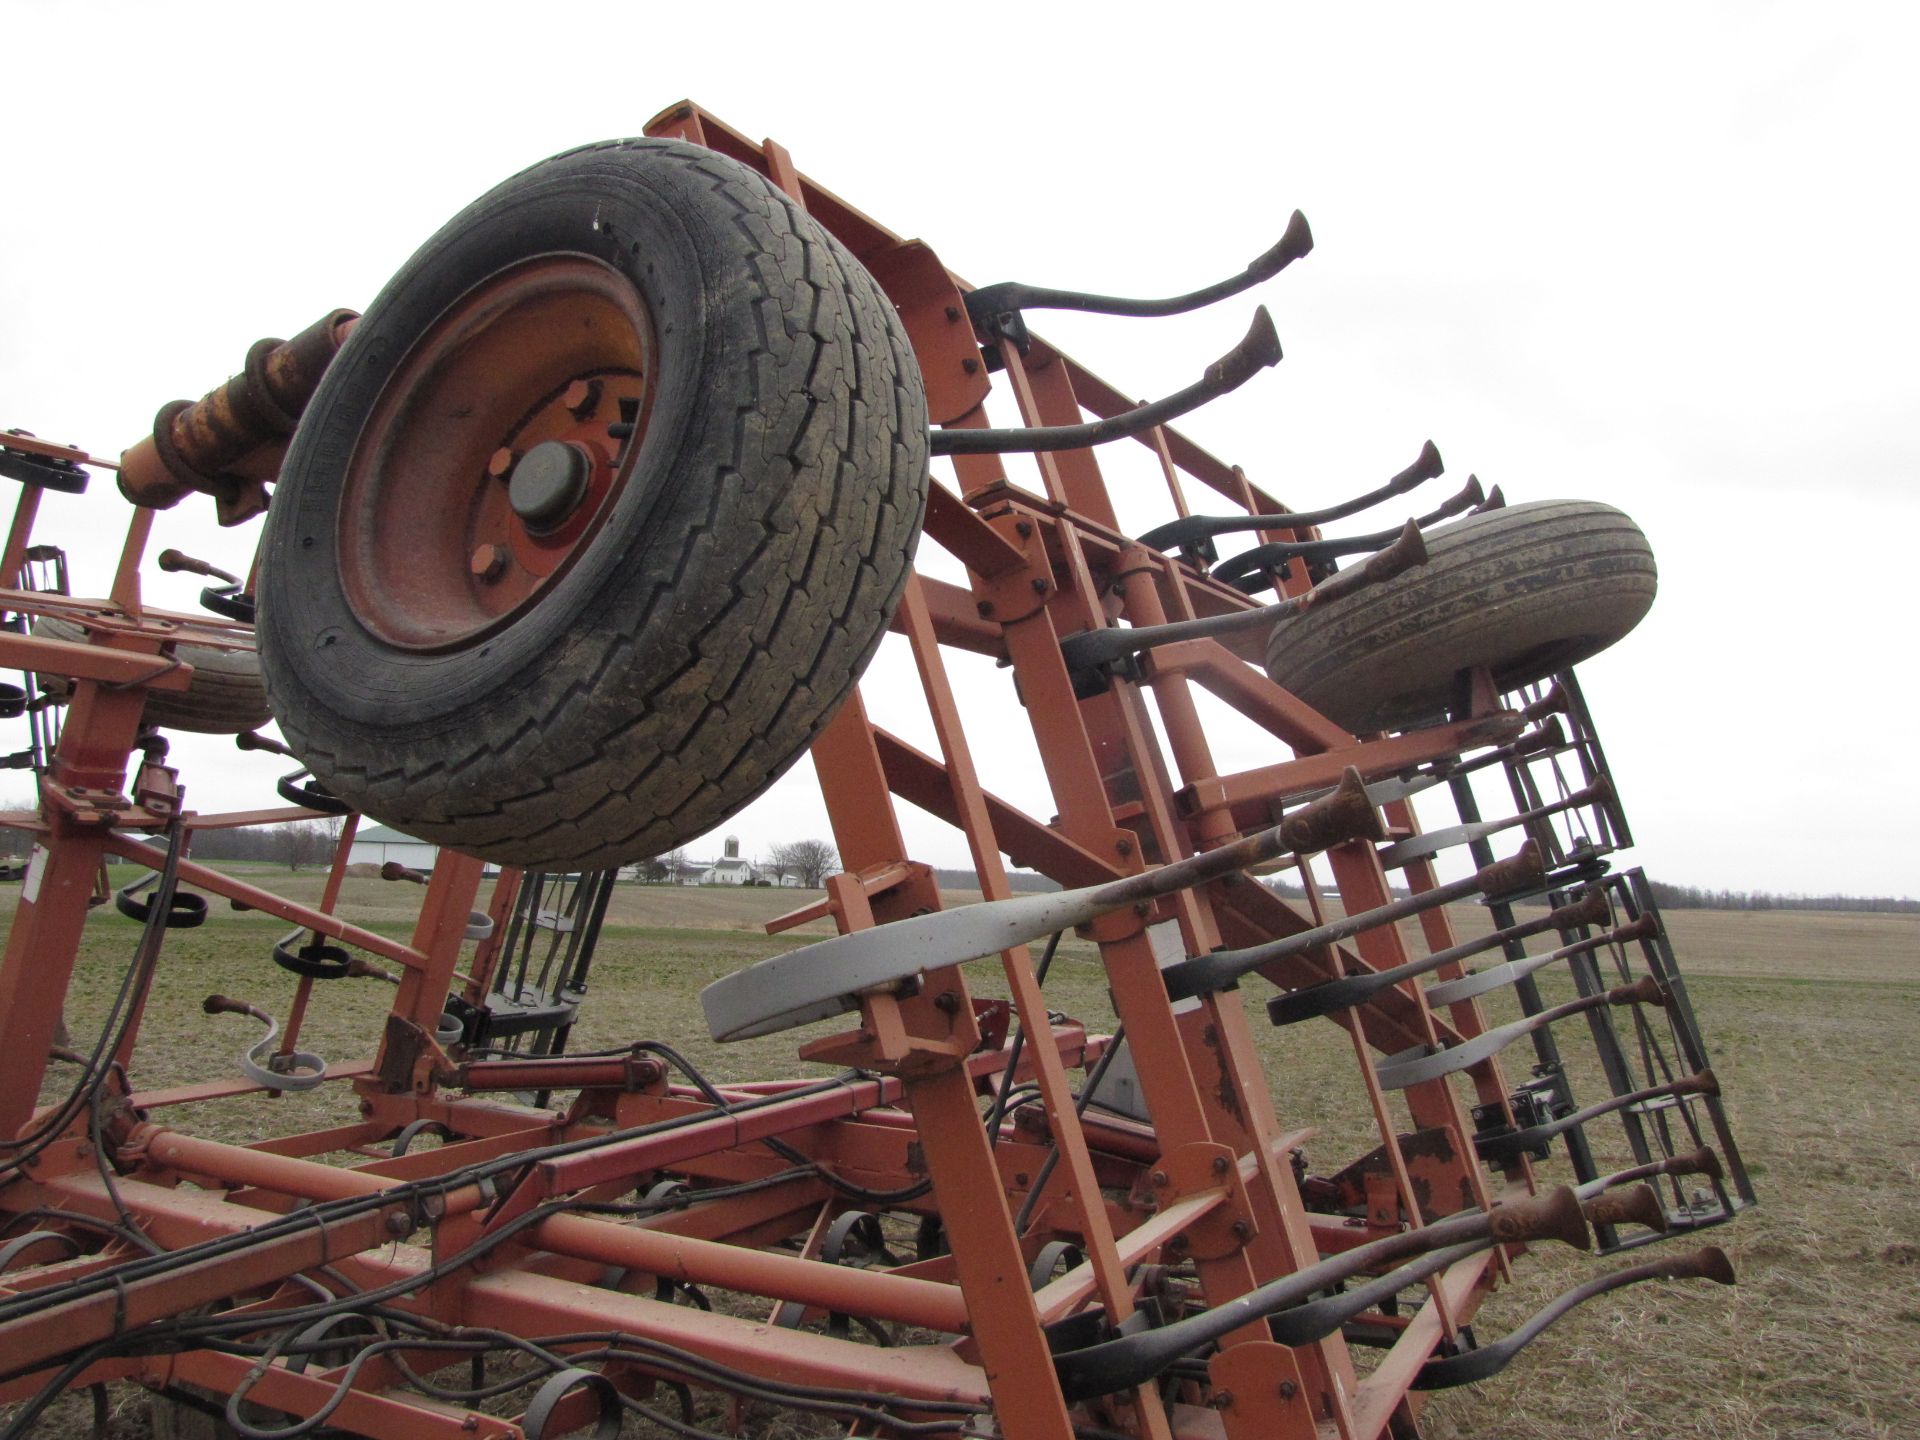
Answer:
[257,140,929,871]
[1263,499,1655,734]
[32,615,272,735]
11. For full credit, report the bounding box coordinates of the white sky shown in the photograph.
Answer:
[3,3,1915,897]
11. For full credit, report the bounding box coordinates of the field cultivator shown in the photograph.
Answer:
[0,102,1752,1439]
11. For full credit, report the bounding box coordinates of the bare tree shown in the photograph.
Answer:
[285,820,334,871]
[770,838,838,888]
[637,848,688,884]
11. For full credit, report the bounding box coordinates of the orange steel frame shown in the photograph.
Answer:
[0,102,1573,1440]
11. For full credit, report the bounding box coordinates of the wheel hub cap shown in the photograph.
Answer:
[509,441,592,532]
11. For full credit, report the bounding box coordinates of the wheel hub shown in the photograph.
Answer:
[509,441,592,533]
[333,255,657,653]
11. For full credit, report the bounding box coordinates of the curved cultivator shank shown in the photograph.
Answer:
[0,100,1751,1440]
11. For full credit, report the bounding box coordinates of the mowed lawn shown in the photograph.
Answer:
[7,870,1918,1439]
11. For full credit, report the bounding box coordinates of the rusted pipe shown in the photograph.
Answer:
[530,1211,970,1333]
[119,309,357,525]
[128,1123,972,1334]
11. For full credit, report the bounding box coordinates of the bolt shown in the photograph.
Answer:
[1116,837,1133,857]
[1134,901,1151,917]
[1277,1379,1298,1401]
[1207,1389,1232,1411]
[487,447,517,479]
[976,600,996,618]
[563,378,604,421]
[1211,1154,1231,1176]
[1150,1170,1169,1188]
[1031,577,1049,595]
[933,991,960,1014]
[470,544,508,583]
[962,357,980,375]
[1231,1218,1254,1242]
[1167,1233,1189,1254]
[1015,520,1033,538]
[945,305,961,322]
[384,1210,413,1238]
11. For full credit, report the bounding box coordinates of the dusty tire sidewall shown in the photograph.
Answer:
[1263,499,1656,733]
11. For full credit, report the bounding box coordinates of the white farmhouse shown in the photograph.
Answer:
[695,836,758,885]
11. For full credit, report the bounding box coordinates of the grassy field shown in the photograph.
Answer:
[6,871,1918,1438]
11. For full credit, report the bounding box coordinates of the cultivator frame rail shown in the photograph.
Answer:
[0,102,1748,1440]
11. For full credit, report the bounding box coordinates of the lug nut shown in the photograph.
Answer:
[563,378,604,420]
[470,544,508,583]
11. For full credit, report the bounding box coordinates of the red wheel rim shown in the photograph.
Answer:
[336,256,657,652]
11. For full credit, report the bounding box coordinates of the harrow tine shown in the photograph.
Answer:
[1424,912,1656,1008]
[1266,887,1612,1026]
[701,768,1383,1041]
[1051,1186,1590,1400]
[1477,1071,1720,1163]
[156,548,240,586]
[1164,841,1545,1004]
[1374,776,1613,870]
[1210,475,1484,591]
[202,993,327,1092]
[1136,439,1443,553]
[1411,1247,1736,1391]
[1523,680,1571,722]
[234,730,294,758]
[1375,975,1668,1089]
[1433,716,1572,790]
[964,210,1313,328]
[1576,1147,1723,1197]
[930,307,1281,455]
[1581,1182,1670,1234]
[1059,519,1427,689]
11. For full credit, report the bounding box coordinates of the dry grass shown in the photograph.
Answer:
[6,875,1917,1437]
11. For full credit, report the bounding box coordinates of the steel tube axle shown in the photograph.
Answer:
[1164,841,1545,1003]
[965,210,1313,326]
[1136,439,1444,552]
[1412,1247,1735,1390]
[701,768,1383,1041]
[1375,976,1668,1090]
[1211,476,1484,589]
[1267,886,1610,1025]
[931,307,1281,455]
[1051,1186,1589,1401]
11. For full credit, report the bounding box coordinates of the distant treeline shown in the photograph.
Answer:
[1270,874,1915,913]
[1645,881,1918,913]
[183,820,342,870]
[0,818,339,869]
[933,867,1059,893]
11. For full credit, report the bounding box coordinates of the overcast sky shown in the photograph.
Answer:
[3,3,1914,897]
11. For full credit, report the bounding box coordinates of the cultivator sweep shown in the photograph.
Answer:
[0,102,1752,1440]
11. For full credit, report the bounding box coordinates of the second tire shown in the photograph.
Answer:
[1263,499,1656,734]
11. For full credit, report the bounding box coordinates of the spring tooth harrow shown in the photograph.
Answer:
[0,101,1750,1440]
